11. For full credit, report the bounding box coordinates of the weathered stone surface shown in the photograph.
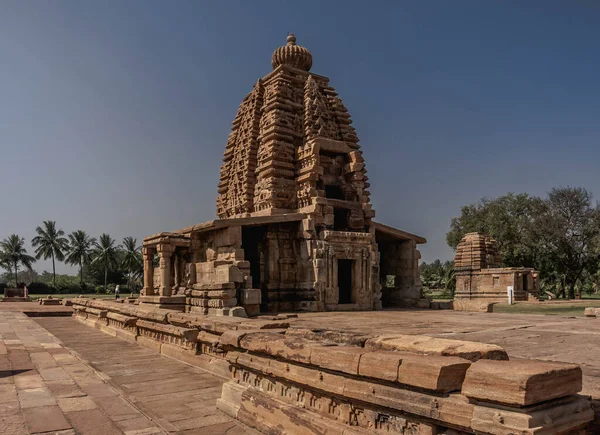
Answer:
[452,299,494,313]
[310,346,365,375]
[471,395,593,435]
[365,334,508,361]
[396,353,471,393]
[462,359,582,406]
[358,351,402,382]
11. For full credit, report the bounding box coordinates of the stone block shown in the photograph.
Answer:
[239,320,290,330]
[239,332,286,355]
[396,353,471,393]
[229,307,248,318]
[453,299,495,312]
[207,289,237,299]
[239,289,261,305]
[216,265,244,284]
[462,359,582,406]
[584,307,600,317]
[310,346,365,375]
[267,337,314,364]
[471,395,593,435]
[219,330,249,348]
[358,351,402,382]
[365,334,508,362]
[244,304,260,317]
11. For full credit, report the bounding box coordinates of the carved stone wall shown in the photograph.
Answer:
[71,298,595,435]
[216,35,374,230]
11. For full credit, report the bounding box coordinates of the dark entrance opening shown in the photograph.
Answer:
[333,208,348,230]
[242,226,267,292]
[338,259,354,304]
[325,185,344,200]
[522,274,528,291]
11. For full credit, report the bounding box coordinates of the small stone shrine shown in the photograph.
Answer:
[140,34,426,316]
[454,232,539,303]
[1,287,31,302]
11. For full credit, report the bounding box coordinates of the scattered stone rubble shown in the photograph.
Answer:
[71,298,595,434]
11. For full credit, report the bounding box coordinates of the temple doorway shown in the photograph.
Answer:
[338,259,354,304]
[242,225,267,292]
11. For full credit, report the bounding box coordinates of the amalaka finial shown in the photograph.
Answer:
[271,33,312,71]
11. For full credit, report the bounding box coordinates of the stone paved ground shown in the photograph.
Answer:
[0,312,255,435]
[295,308,600,397]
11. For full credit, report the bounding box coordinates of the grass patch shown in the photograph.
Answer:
[493,300,600,316]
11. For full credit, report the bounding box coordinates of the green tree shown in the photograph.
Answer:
[121,237,142,292]
[65,230,96,284]
[447,187,600,299]
[447,193,545,268]
[92,234,121,293]
[0,252,13,284]
[536,187,600,299]
[0,235,36,287]
[31,221,69,289]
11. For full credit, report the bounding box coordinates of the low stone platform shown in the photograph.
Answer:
[0,301,73,317]
[68,298,595,434]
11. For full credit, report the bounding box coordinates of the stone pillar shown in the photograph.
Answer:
[158,244,174,297]
[142,247,156,296]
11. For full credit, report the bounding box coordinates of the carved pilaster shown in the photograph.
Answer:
[157,244,174,297]
[142,247,156,296]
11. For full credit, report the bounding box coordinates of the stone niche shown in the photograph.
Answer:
[454,233,539,304]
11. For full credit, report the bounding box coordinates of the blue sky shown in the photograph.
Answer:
[1,1,599,273]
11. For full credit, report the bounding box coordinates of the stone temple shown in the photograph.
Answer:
[140,34,426,316]
[454,232,539,304]
[68,36,595,435]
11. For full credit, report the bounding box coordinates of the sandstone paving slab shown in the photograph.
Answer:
[0,311,166,435]
[34,316,258,434]
[22,404,71,433]
[0,413,28,435]
[64,408,123,435]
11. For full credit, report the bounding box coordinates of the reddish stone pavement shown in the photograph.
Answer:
[0,311,256,435]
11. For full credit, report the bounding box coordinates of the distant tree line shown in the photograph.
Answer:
[423,186,600,300]
[0,220,142,295]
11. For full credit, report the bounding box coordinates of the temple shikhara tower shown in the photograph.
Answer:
[141,35,426,315]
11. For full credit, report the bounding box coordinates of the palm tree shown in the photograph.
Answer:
[31,221,69,289]
[0,252,13,284]
[65,230,96,285]
[92,234,121,293]
[121,237,142,293]
[0,235,36,287]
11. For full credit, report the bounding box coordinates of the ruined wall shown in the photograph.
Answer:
[455,269,538,303]
[71,298,595,435]
[379,239,422,307]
